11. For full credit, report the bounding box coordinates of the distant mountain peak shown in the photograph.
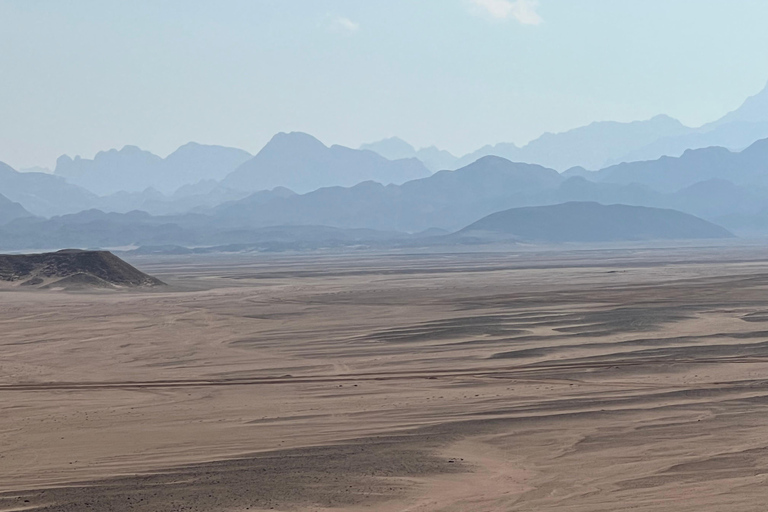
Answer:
[470,155,516,166]
[359,137,456,171]
[707,80,768,128]
[119,145,145,153]
[359,137,417,160]
[271,131,326,146]
[53,142,253,196]
[222,132,430,193]
[86,145,157,159]
[256,132,329,158]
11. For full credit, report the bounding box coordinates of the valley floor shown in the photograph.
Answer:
[4,245,768,510]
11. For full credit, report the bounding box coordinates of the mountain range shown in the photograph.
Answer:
[210,138,768,234]
[55,143,252,195]
[4,131,768,238]
[0,161,97,217]
[363,81,768,172]
[454,115,690,171]
[569,138,768,192]
[359,137,458,172]
[0,200,731,253]
[7,81,764,209]
[53,132,432,198]
[213,156,563,232]
[1,81,768,250]
[222,132,431,193]
[0,146,753,251]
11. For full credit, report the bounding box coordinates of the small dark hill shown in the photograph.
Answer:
[0,250,165,289]
[457,202,734,243]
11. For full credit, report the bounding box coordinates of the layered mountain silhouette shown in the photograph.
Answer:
[0,200,731,252]
[573,138,768,192]
[5,133,768,247]
[160,142,252,190]
[362,116,690,172]
[612,82,768,164]
[3,79,768,250]
[55,143,252,195]
[0,161,98,217]
[456,202,733,243]
[0,156,565,249]
[0,193,34,225]
[222,132,431,193]
[362,82,768,172]
[360,137,458,172]
[455,115,689,171]
[215,156,563,232]
[211,145,768,233]
[706,81,768,128]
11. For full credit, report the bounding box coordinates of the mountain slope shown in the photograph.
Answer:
[216,155,563,232]
[456,115,690,171]
[56,146,164,195]
[359,137,417,160]
[611,82,768,164]
[0,161,98,217]
[611,120,768,165]
[436,83,768,172]
[161,143,252,190]
[706,81,768,128]
[360,137,457,171]
[222,132,431,193]
[55,143,252,195]
[581,138,768,192]
[0,193,35,225]
[457,202,733,243]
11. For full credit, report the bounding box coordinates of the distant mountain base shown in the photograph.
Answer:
[455,202,734,243]
[117,202,733,256]
[0,250,165,290]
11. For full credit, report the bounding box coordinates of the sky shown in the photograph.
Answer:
[1,0,768,169]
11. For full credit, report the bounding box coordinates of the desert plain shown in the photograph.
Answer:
[4,245,768,511]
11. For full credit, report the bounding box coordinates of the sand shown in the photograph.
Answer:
[3,245,768,511]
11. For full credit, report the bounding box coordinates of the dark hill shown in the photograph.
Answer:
[457,202,734,243]
[0,250,165,289]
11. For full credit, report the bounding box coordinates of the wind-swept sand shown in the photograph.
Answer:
[4,246,768,511]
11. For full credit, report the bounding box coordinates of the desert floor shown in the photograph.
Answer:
[4,245,768,511]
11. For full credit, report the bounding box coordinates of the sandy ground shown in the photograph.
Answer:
[4,245,768,510]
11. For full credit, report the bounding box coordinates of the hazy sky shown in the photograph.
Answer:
[2,0,768,169]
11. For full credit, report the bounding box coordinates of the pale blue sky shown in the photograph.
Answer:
[2,0,768,169]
